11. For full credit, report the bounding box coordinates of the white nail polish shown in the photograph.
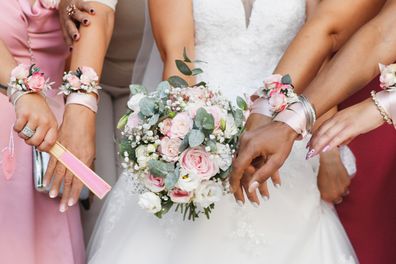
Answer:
[252,202,259,208]
[262,195,269,201]
[275,183,281,189]
[59,204,66,213]
[49,190,57,198]
[68,198,75,207]
[248,181,259,193]
[237,200,244,207]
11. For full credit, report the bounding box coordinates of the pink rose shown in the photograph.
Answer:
[66,74,81,90]
[180,147,219,180]
[379,64,396,89]
[80,66,99,84]
[205,106,226,128]
[127,113,141,128]
[169,188,193,203]
[27,72,46,92]
[185,102,205,118]
[144,174,166,193]
[185,87,207,102]
[160,137,182,162]
[11,64,30,80]
[169,112,193,138]
[268,90,288,113]
[159,118,172,136]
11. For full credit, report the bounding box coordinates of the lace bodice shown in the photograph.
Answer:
[193,0,306,100]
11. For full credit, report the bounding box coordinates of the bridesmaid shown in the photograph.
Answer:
[57,0,145,240]
[0,0,84,263]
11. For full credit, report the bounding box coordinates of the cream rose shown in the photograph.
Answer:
[169,188,193,203]
[169,112,193,138]
[160,137,181,162]
[80,66,99,85]
[127,93,146,112]
[180,147,219,180]
[138,192,162,213]
[268,90,288,113]
[27,72,46,92]
[11,64,29,80]
[194,181,223,208]
[159,118,172,136]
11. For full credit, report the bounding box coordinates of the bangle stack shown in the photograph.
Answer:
[6,64,52,106]
[59,66,101,113]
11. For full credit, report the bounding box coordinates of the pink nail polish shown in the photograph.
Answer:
[305,149,316,160]
[322,145,331,153]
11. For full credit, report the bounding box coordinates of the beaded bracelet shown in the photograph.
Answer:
[7,64,52,105]
[371,90,393,125]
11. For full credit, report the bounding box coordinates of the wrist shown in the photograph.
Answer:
[273,121,299,141]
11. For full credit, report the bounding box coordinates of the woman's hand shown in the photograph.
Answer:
[317,148,351,204]
[231,116,286,205]
[308,98,384,155]
[13,94,58,152]
[44,104,96,212]
[58,0,96,47]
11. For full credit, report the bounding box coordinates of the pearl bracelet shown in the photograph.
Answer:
[371,90,393,125]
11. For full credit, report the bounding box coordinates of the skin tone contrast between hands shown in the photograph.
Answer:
[230,0,388,205]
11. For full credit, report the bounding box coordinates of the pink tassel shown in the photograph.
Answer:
[1,127,15,180]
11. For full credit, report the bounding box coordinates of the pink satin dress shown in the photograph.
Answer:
[0,1,85,263]
[338,78,396,264]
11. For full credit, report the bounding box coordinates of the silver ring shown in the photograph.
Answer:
[21,125,35,139]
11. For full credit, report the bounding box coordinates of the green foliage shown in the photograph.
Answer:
[147,160,175,178]
[129,84,147,95]
[189,129,205,147]
[236,96,248,111]
[139,97,156,117]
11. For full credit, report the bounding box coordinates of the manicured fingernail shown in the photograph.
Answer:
[90,9,95,14]
[68,198,75,207]
[83,19,89,25]
[59,204,67,213]
[322,145,331,153]
[249,181,259,193]
[43,180,47,188]
[275,183,281,189]
[261,195,269,201]
[252,202,259,208]
[306,149,316,160]
[49,190,57,198]
[69,46,73,52]
[73,34,78,40]
[237,200,244,207]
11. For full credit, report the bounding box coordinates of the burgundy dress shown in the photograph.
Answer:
[338,78,396,264]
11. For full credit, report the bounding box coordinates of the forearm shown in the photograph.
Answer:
[69,3,114,75]
[0,40,17,86]
[274,0,385,93]
[304,0,396,117]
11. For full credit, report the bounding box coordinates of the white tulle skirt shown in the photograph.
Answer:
[87,139,358,264]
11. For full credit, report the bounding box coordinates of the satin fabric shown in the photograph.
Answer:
[0,1,85,263]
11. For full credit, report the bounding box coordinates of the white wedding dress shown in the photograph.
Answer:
[88,1,358,263]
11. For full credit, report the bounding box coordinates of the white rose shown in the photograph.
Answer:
[127,93,146,112]
[177,172,201,192]
[224,114,238,139]
[194,181,223,208]
[135,145,149,167]
[138,192,162,213]
[215,143,232,171]
[11,64,30,80]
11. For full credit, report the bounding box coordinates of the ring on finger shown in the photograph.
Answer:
[66,4,77,17]
[21,125,36,139]
[334,197,343,205]
[342,189,350,197]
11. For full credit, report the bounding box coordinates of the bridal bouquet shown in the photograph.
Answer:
[118,52,247,220]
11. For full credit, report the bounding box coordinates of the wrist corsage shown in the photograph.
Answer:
[251,74,299,117]
[371,64,396,128]
[59,66,101,113]
[7,64,52,105]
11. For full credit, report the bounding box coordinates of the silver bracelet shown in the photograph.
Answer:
[298,95,317,133]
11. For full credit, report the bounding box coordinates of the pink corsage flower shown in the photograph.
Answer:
[268,89,288,113]
[27,72,46,92]
[80,66,99,85]
[169,188,193,203]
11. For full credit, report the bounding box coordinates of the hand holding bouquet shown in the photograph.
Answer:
[118,54,247,220]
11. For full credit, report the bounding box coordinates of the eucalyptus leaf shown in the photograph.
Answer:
[183,47,192,63]
[148,160,175,178]
[139,97,156,117]
[165,172,179,190]
[176,60,192,76]
[129,84,147,96]
[157,81,171,98]
[236,96,248,111]
[194,81,207,87]
[168,76,188,88]
[206,140,217,152]
[179,135,190,152]
[148,114,160,126]
[189,129,205,147]
[195,108,214,131]
[281,74,292,85]
[191,68,203,76]
[234,109,245,128]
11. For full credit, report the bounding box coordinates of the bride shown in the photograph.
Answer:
[88,0,359,263]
